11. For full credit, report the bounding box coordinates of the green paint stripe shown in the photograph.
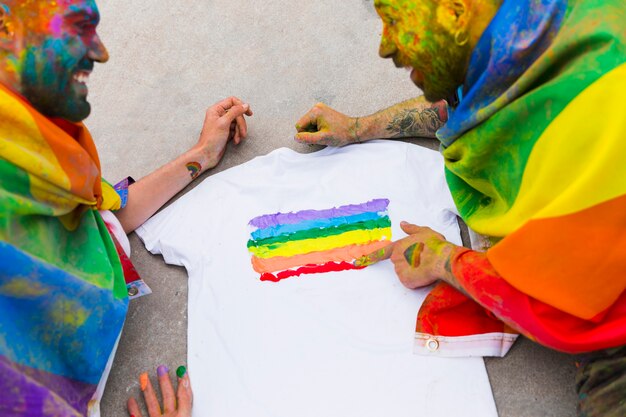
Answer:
[247,216,391,248]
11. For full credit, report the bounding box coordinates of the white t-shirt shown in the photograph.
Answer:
[137,141,497,417]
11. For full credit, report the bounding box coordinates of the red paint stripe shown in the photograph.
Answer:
[260,261,365,282]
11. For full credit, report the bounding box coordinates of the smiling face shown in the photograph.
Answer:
[374,0,471,101]
[2,0,108,122]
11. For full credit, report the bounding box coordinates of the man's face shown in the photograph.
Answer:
[9,0,108,122]
[374,0,470,101]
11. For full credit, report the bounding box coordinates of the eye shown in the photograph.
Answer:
[74,20,95,35]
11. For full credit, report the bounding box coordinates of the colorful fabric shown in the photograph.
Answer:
[0,84,129,416]
[418,0,626,354]
[575,345,626,417]
[113,176,135,209]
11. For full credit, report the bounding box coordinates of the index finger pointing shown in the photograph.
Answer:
[354,241,396,267]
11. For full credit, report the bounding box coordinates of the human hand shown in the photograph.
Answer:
[294,103,360,147]
[194,96,253,170]
[357,222,458,289]
[127,365,193,417]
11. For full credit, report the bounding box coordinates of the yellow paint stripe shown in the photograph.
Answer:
[249,228,392,259]
[470,63,626,235]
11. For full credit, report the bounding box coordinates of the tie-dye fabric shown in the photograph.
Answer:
[0,84,128,416]
[420,0,626,354]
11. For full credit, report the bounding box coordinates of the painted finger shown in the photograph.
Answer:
[127,397,143,417]
[354,241,396,267]
[176,366,193,416]
[399,221,423,235]
[294,131,325,144]
[157,365,176,414]
[139,372,162,417]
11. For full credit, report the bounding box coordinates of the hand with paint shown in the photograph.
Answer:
[295,102,360,147]
[194,96,254,171]
[128,365,193,417]
[358,221,461,289]
[295,98,448,146]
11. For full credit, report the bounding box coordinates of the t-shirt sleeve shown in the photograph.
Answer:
[135,187,207,269]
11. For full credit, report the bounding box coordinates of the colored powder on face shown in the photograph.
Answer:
[247,199,392,282]
[48,14,63,37]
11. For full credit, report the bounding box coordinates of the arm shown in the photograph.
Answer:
[294,96,448,146]
[386,222,626,353]
[114,97,253,233]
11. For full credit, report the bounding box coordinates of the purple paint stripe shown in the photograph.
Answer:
[0,355,95,416]
[249,199,390,229]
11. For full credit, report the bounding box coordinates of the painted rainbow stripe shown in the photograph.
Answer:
[247,199,391,282]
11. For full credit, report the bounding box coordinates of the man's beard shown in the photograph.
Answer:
[20,52,92,122]
[419,41,471,103]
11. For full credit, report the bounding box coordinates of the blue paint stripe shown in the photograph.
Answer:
[250,211,385,240]
[0,242,128,384]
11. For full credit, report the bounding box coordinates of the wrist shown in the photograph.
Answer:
[184,147,213,174]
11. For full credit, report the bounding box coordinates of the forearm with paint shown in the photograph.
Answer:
[358,96,448,141]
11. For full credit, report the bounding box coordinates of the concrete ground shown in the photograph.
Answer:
[88,0,578,415]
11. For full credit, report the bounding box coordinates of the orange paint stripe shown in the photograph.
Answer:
[251,240,390,274]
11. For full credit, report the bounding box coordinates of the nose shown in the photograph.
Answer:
[88,33,109,63]
[378,30,397,58]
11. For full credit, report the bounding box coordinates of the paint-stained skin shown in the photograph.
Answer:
[403,242,424,267]
[374,0,471,101]
[2,0,108,121]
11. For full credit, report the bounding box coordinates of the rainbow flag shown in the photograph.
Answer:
[0,84,128,415]
[425,0,626,353]
[247,199,392,282]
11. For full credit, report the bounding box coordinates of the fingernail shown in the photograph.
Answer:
[183,378,190,388]
[139,372,149,391]
[176,365,187,378]
[400,221,408,226]
[242,103,249,110]
[157,365,169,377]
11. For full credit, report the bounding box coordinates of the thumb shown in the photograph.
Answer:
[294,131,324,144]
[221,103,250,125]
[400,221,421,235]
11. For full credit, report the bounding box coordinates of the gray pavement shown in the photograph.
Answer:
[88,1,578,415]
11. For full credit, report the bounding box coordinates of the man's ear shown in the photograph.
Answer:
[436,0,471,35]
